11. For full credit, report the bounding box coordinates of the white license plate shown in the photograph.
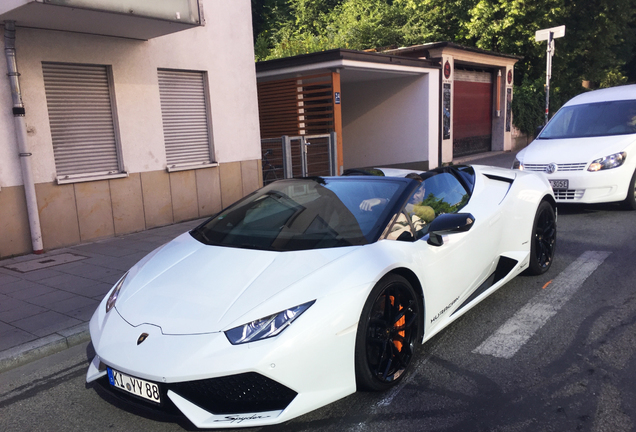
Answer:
[549,179,569,189]
[107,367,161,403]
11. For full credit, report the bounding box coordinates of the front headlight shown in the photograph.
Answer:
[106,272,129,313]
[225,300,315,345]
[512,158,524,170]
[588,152,627,171]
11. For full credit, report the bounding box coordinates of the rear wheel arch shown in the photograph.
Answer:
[526,199,557,275]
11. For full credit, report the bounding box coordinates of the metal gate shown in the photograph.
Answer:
[261,132,337,185]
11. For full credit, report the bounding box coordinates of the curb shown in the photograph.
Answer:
[0,323,90,373]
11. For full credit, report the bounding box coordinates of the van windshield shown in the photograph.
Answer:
[539,99,636,139]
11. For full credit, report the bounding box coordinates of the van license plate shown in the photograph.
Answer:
[549,179,568,189]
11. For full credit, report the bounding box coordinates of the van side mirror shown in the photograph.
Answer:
[534,125,544,138]
[427,213,475,247]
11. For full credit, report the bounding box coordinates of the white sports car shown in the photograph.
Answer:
[513,84,636,209]
[86,165,556,428]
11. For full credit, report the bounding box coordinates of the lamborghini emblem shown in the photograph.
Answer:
[137,333,149,345]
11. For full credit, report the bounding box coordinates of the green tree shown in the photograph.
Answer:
[253,0,636,133]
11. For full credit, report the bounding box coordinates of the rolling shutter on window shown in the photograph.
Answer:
[158,70,212,168]
[42,63,120,178]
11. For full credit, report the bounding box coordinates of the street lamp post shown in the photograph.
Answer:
[536,25,565,125]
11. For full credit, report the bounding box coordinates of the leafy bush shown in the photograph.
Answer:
[511,80,546,135]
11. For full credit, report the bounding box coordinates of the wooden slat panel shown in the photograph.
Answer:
[257,73,335,140]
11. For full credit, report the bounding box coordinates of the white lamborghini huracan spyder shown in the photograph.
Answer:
[86,165,557,428]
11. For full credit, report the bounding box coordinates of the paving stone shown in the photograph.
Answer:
[118,239,164,253]
[18,268,66,281]
[54,262,123,281]
[5,282,55,300]
[37,273,101,291]
[105,256,143,271]
[0,320,14,333]
[67,282,112,298]
[100,273,124,285]
[64,302,100,321]
[3,253,89,272]
[1,254,41,264]
[48,296,98,314]
[0,273,21,288]
[1,278,49,292]
[0,295,29,313]
[0,303,47,323]
[0,326,37,352]
[26,289,76,307]
[11,310,82,337]
[72,242,140,258]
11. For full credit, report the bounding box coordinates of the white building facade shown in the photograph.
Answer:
[0,0,261,258]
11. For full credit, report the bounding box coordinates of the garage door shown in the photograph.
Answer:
[453,69,493,157]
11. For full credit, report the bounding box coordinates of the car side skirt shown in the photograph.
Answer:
[451,256,518,317]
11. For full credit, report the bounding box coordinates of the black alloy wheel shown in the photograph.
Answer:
[355,274,420,392]
[527,200,557,275]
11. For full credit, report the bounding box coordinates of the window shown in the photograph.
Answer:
[190,178,405,251]
[388,172,470,241]
[42,62,124,183]
[157,69,215,171]
[540,99,636,139]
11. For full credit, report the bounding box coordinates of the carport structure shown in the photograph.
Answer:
[383,43,522,162]
[256,49,440,181]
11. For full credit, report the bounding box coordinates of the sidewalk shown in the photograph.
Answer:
[0,150,518,373]
[0,218,207,372]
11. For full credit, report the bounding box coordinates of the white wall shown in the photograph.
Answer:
[342,72,439,169]
[0,0,260,188]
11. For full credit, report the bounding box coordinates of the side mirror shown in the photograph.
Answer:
[534,125,544,138]
[427,213,475,247]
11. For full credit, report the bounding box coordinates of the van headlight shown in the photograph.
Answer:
[512,158,524,170]
[588,152,626,171]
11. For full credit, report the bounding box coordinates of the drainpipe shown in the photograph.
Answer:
[4,21,43,254]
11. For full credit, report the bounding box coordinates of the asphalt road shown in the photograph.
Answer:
[1,172,636,432]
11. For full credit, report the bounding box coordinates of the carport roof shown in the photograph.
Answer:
[256,48,440,83]
[382,42,523,61]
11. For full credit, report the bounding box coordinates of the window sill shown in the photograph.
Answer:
[56,172,128,185]
[166,162,219,173]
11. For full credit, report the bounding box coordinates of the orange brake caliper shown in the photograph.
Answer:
[389,296,406,351]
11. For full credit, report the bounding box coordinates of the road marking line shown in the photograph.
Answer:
[473,250,611,359]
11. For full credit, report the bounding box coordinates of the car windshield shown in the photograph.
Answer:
[190,177,408,251]
[539,99,636,139]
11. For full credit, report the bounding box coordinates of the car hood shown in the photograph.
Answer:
[115,233,356,335]
[519,134,636,164]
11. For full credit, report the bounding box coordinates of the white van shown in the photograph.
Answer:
[513,84,636,209]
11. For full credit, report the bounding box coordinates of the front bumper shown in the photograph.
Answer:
[523,165,634,204]
[88,355,297,427]
[86,294,360,428]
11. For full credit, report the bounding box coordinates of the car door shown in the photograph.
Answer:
[387,172,503,337]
